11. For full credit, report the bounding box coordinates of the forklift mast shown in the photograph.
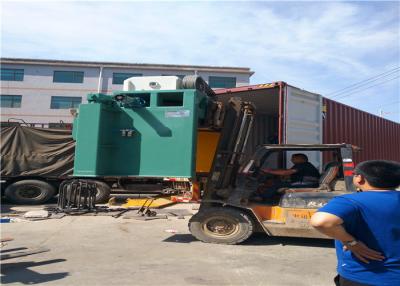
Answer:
[204,98,256,197]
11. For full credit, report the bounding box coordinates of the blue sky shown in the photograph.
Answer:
[1,0,399,122]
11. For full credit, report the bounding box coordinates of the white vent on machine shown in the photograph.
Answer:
[123,76,183,91]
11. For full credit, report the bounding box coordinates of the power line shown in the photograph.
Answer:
[334,75,400,100]
[326,67,400,98]
[333,75,400,100]
[327,66,399,96]
[329,69,400,99]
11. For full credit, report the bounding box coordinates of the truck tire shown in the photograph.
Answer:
[4,180,56,205]
[189,207,254,244]
[88,180,111,204]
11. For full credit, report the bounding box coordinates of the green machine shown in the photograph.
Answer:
[72,76,213,179]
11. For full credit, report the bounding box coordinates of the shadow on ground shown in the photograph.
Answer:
[0,196,58,215]
[163,232,334,248]
[0,203,15,215]
[0,259,68,285]
[244,233,334,248]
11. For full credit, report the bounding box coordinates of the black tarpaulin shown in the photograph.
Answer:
[1,126,75,177]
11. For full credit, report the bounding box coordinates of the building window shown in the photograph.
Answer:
[161,74,186,79]
[208,76,236,88]
[53,71,84,83]
[0,122,22,127]
[1,68,24,81]
[112,73,142,84]
[0,95,22,108]
[50,96,82,109]
[49,123,73,129]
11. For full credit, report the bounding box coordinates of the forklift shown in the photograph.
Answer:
[188,99,359,244]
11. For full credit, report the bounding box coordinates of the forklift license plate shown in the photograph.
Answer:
[287,210,314,220]
[286,210,316,228]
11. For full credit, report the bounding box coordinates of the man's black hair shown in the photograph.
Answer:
[292,153,308,162]
[355,160,400,189]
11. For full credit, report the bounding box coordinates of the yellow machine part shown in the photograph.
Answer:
[122,197,175,208]
[196,130,221,173]
[251,205,318,223]
[253,206,325,238]
[252,205,285,222]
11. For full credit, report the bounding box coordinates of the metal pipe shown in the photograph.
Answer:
[97,66,104,93]
[240,113,254,163]
[229,110,249,164]
[278,82,283,144]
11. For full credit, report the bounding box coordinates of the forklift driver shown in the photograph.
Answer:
[256,153,320,200]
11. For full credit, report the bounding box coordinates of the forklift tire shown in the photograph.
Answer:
[189,207,254,245]
[88,180,111,204]
[4,180,56,205]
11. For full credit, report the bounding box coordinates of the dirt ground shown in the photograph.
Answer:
[1,201,337,286]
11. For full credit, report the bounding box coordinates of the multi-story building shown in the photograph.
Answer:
[0,58,253,126]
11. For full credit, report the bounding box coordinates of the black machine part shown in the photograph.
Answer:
[137,197,157,217]
[57,180,97,212]
[182,75,216,97]
[182,75,225,129]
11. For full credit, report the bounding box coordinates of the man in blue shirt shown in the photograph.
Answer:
[311,160,400,286]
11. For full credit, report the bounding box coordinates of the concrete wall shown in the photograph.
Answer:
[1,63,251,124]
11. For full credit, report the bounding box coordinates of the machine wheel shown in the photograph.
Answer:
[189,207,254,244]
[88,180,111,203]
[4,180,56,205]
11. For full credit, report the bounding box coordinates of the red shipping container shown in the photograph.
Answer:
[323,98,400,163]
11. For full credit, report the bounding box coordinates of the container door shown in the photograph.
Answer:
[284,86,323,170]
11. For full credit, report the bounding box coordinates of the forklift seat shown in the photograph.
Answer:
[278,162,340,194]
